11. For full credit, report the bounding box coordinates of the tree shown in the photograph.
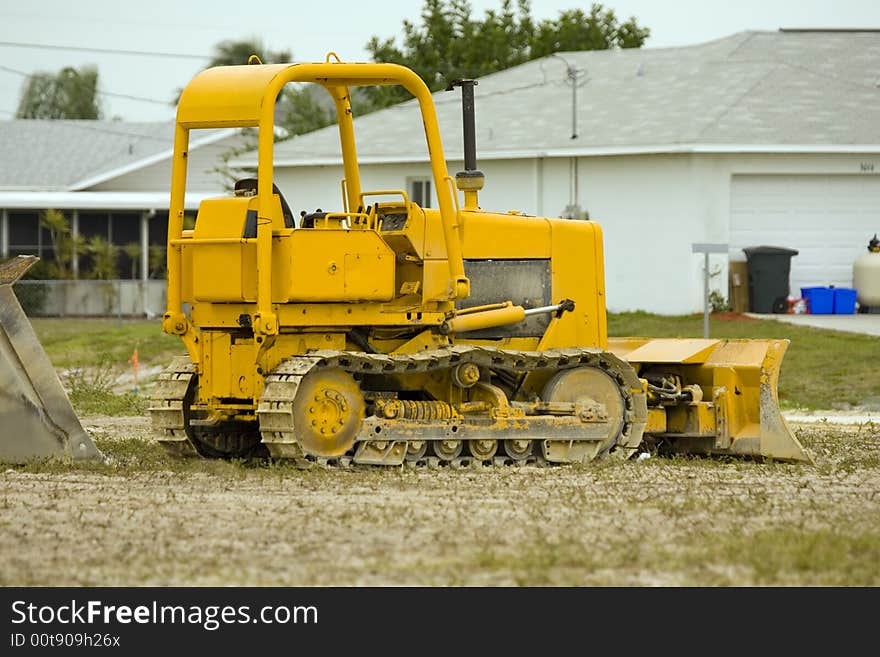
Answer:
[39,209,84,279]
[363,0,650,109]
[148,245,166,279]
[16,65,102,119]
[85,236,120,280]
[530,6,650,56]
[122,242,141,279]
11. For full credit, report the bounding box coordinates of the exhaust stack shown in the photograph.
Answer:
[447,79,484,210]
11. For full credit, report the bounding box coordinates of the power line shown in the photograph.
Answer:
[20,120,175,142]
[0,72,176,140]
[0,64,171,105]
[0,115,176,142]
[0,40,210,60]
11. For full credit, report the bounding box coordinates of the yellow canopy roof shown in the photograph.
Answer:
[176,61,428,129]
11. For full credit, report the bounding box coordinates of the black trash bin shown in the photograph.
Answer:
[742,246,799,313]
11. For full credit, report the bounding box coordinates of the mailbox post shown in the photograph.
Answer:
[692,243,729,338]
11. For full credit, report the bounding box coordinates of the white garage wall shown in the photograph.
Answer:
[730,174,880,294]
[575,153,880,314]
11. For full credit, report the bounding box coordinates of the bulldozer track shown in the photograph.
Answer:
[258,345,648,466]
[148,356,199,457]
[148,357,266,458]
[149,346,648,466]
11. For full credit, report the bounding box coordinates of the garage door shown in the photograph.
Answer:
[730,175,880,296]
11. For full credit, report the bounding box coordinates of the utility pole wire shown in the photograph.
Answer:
[0,40,210,60]
[540,54,589,220]
[0,64,170,105]
[547,53,588,140]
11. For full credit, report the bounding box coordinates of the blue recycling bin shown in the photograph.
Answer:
[833,288,857,314]
[801,287,834,314]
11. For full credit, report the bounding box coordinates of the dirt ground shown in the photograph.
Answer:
[1,416,878,586]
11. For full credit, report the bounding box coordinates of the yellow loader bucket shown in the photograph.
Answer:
[608,337,811,463]
[0,256,102,463]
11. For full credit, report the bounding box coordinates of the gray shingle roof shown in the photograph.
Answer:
[0,121,235,191]
[0,121,175,190]
[259,30,880,165]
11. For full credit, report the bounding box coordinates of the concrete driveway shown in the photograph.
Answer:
[746,313,880,336]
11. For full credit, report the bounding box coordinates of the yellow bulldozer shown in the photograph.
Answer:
[0,57,808,468]
[142,56,810,466]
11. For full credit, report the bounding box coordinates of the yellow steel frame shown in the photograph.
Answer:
[165,60,471,353]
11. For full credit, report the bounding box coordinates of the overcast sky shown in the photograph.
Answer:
[1,0,879,122]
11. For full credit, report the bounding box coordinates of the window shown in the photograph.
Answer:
[148,212,169,245]
[7,211,55,261]
[408,178,432,208]
[110,212,141,244]
[8,212,39,250]
[78,212,109,239]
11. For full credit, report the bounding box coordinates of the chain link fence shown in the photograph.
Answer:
[13,280,166,318]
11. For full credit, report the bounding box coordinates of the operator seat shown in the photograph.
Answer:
[233,178,295,228]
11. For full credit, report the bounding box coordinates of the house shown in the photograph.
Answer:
[0,120,247,280]
[232,30,880,314]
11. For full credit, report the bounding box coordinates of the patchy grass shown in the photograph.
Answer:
[711,528,880,586]
[447,526,880,586]
[30,318,182,370]
[68,390,146,416]
[17,433,312,480]
[61,353,149,415]
[608,311,880,409]
[29,319,182,414]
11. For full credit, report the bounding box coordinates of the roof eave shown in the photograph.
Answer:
[0,191,214,211]
[233,142,880,168]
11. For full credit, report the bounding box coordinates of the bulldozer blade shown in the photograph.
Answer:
[608,337,812,463]
[0,256,102,463]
